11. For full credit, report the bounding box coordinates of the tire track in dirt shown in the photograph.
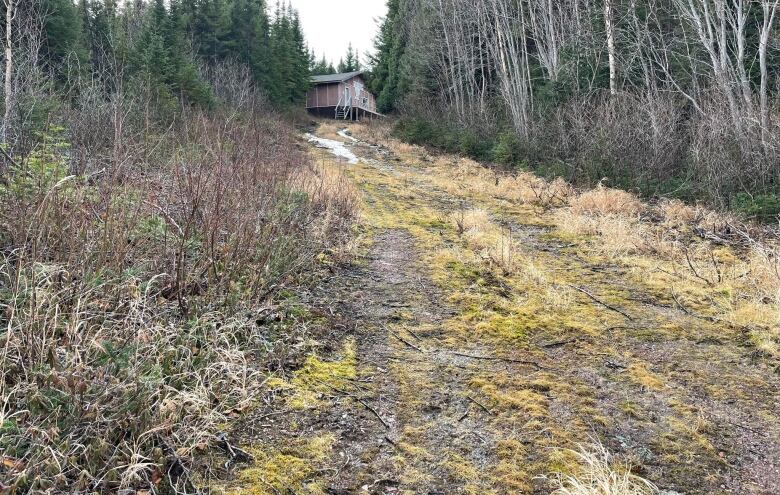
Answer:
[322,227,508,494]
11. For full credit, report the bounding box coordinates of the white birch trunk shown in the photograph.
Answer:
[3,0,14,144]
[605,0,617,95]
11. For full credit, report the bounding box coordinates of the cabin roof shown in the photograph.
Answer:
[311,71,364,85]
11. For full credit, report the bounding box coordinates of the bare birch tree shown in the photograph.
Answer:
[604,0,617,94]
[2,0,16,144]
[758,0,779,139]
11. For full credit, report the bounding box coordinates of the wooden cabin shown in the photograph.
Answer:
[306,71,382,121]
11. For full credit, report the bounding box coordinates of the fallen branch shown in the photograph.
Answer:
[451,351,552,370]
[350,395,391,429]
[683,246,715,286]
[320,381,390,429]
[670,289,692,316]
[669,289,740,329]
[215,432,253,468]
[569,285,633,321]
[466,395,495,416]
[392,331,423,352]
[540,339,578,349]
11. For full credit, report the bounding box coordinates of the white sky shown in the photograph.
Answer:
[287,0,388,67]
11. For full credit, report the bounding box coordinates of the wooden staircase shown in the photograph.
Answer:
[335,90,353,120]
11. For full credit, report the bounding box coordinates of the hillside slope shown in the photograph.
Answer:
[220,122,780,495]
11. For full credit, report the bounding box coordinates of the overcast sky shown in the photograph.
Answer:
[287,0,388,67]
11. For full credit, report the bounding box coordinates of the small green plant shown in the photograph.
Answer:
[0,131,70,200]
[733,192,780,221]
[492,131,524,165]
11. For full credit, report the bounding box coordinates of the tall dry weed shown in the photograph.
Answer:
[0,111,355,492]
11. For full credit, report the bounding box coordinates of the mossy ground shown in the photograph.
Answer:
[222,122,780,495]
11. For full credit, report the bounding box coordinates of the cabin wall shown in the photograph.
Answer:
[307,82,342,108]
[306,76,377,113]
[344,76,376,112]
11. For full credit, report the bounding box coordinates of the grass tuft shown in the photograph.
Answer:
[549,443,658,495]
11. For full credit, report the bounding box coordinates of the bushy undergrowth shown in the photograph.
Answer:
[395,92,780,221]
[0,111,355,492]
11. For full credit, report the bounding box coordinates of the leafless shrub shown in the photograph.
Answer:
[199,60,267,113]
[0,108,355,492]
[536,92,686,190]
[689,96,780,207]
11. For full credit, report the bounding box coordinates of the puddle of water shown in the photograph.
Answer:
[305,133,359,164]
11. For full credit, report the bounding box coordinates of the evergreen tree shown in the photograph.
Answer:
[288,9,310,101]
[337,42,360,73]
[83,0,119,71]
[194,0,232,62]
[369,0,406,113]
[41,0,90,81]
[267,2,309,104]
[131,0,212,117]
[58,0,313,110]
[311,53,335,76]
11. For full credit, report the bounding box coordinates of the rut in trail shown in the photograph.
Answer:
[320,228,505,493]
[225,123,780,495]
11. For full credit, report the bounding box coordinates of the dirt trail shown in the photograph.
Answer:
[225,124,780,495]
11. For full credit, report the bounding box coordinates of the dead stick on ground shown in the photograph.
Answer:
[451,351,552,370]
[392,331,423,352]
[541,339,578,348]
[672,290,724,330]
[320,381,391,429]
[569,285,633,321]
[467,395,495,416]
[670,289,692,316]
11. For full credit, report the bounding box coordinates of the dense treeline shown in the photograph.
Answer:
[370,0,780,218]
[1,0,311,151]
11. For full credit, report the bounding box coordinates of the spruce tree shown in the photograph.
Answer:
[370,0,406,113]
[41,0,90,82]
[337,42,360,73]
[288,9,310,102]
[311,53,335,76]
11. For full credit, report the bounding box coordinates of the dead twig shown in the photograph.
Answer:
[670,289,692,316]
[451,351,553,370]
[319,381,390,429]
[683,245,715,286]
[216,432,253,468]
[466,395,495,416]
[569,285,633,321]
[709,248,723,283]
[391,331,423,352]
[540,339,578,349]
[670,288,722,326]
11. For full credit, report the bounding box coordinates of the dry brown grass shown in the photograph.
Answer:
[0,112,355,492]
[659,199,700,227]
[450,208,519,274]
[349,120,780,357]
[554,209,650,257]
[314,120,346,141]
[569,184,644,217]
[548,443,658,495]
